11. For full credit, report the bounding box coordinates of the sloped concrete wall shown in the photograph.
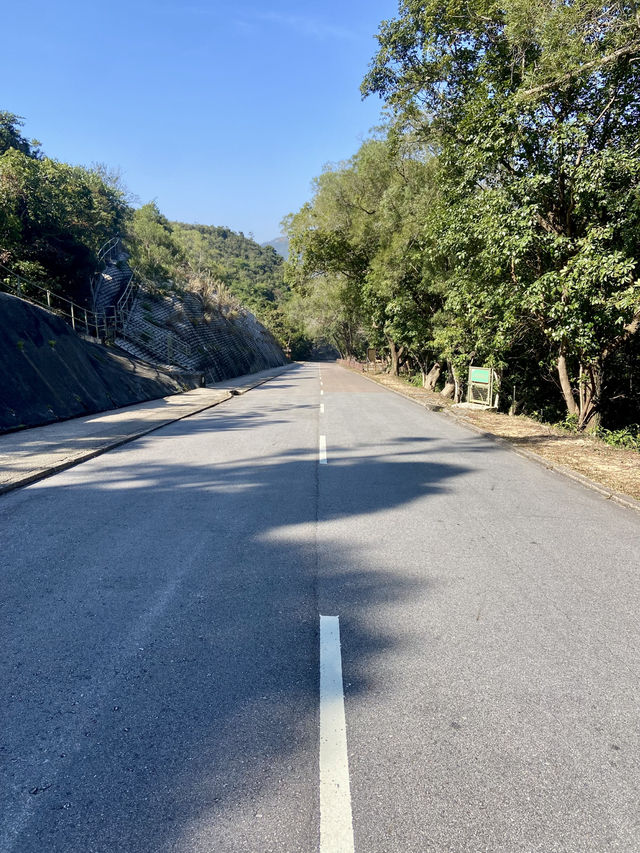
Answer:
[0,294,199,432]
[118,287,286,381]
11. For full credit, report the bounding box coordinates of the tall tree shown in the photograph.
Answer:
[0,112,39,158]
[363,0,640,427]
[0,146,129,300]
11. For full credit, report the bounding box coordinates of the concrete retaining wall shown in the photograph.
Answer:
[1,293,199,432]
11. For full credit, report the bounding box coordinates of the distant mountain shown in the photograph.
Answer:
[261,236,289,258]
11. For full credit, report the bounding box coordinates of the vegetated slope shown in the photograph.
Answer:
[171,223,289,320]
[0,113,301,379]
[0,112,129,306]
[0,293,199,432]
[165,222,311,357]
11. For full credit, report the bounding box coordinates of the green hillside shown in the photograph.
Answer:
[171,222,288,319]
[0,112,309,354]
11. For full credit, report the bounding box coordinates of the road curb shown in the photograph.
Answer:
[0,364,293,496]
[346,366,640,515]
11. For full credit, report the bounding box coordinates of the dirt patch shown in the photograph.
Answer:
[354,368,640,503]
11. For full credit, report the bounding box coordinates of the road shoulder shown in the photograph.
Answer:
[340,364,640,513]
[0,365,293,494]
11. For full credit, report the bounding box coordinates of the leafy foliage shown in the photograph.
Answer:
[169,222,306,352]
[284,0,640,428]
[360,0,640,427]
[0,114,129,301]
[127,203,185,286]
[171,223,286,313]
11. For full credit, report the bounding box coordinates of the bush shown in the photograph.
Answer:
[595,425,640,451]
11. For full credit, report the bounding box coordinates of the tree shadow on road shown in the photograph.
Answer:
[1,389,484,852]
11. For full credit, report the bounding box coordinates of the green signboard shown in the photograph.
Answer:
[468,365,496,406]
[470,367,491,384]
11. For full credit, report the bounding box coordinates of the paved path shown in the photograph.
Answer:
[0,366,290,493]
[2,362,640,852]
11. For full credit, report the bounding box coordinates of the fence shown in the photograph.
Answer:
[337,357,384,373]
[0,263,126,341]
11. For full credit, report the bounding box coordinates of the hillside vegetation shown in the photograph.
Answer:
[0,113,128,302]
[0,112,309,356]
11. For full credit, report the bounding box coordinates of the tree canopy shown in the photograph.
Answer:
[285,0,640,430]
[0,113,129,300]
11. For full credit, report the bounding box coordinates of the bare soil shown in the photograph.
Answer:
[359,369,640,503]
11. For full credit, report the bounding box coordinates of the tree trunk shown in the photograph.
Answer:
[578,361,603,432]
[388,339,404,377]
[440,361,456,398]
[417,358,429,388]
[424,361,441,391]
[452,364,463,403]
[557,342,578,416]
[388,339,398,376]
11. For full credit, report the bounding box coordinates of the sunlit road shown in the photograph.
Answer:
[3,362,640,852]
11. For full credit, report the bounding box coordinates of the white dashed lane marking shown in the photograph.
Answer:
[319,615,354,853]
[319,435,327,464]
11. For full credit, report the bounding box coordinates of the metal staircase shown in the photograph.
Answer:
[0,262,114,340]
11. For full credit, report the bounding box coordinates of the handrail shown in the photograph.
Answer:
[91,234,127,307]
[115,269,137,320]
[1,257,195,369]
[0,262,114,340]
[96,234,121,265]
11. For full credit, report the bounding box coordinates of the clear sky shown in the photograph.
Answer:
[2,1,397,243]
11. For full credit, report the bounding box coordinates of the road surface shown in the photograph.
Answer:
[2,362,640,852]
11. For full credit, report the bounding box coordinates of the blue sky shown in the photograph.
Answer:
[2,1,397,242]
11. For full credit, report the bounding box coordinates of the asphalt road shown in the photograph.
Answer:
[2,362,640,852]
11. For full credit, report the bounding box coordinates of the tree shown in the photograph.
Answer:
[0,112,40,158]
[363,0,640,427]
[0,146,129,300]
[285,136,427,364]
[127,203,185,285]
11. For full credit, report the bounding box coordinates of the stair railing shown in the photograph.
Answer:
[115,270,137,328]
[0,262,112,340]
[2,258,195,370]
[91,234,125,306]
[96,234,122,266]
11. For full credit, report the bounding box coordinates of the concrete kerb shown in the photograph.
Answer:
[220,364,292,396]
[346,365,640,515]
[0,364,294,496]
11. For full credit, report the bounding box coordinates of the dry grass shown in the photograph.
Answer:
[362,370,640,502]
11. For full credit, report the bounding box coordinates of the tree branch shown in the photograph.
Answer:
[519,41,640,98]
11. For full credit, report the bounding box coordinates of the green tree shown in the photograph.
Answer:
[0,146,129,300]
[0,111,40,158]
[285,138,406,360]
[285,133,451,376]
[364,0,640,427]
[127,203,185,285]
